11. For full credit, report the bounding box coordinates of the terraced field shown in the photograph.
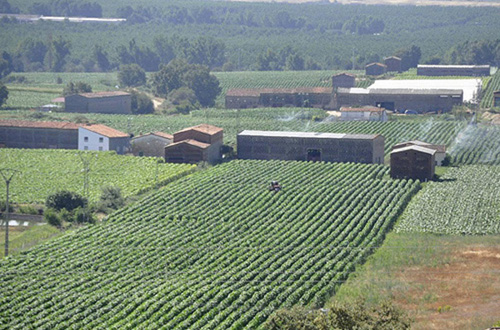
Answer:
[0,160,420,329]
[0,149,196,203]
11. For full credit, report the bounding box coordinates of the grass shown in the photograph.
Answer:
[333,231,500,329]
[0,224,61,258]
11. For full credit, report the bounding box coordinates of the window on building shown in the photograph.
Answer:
[84,146,88,150]
[99,137,104,143]
[99,147,103,151]
[84,137,88,142]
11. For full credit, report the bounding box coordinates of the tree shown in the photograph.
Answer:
[183,64,221,107]
[151,59,188,97]
[118,64,146,87]
[93,45,110,71]
[96,185,125,212]
[395,45,421,71]
[45,190,88,212]
[63,81,92,96]
[0,0,19,14]
[130,90,154,114]
[0,82,8,107]
[50,37,71,72]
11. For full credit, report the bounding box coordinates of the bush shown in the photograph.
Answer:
[97,185,125,212]
[118,64,146,87]
[45,190,87,212]
[73,207,95,224]
[44,208,61,227]
[130,90,154,114]
[18,205,39,215]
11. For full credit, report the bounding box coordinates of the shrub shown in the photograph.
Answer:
[44,208,61,227]
[73,207,95,224]
[97,185,125,212]
[18,205,39,215]
[45,190,87,212]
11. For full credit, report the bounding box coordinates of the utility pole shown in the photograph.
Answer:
[1,168,20,257]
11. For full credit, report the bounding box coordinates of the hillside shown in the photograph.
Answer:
[0,160,420,328]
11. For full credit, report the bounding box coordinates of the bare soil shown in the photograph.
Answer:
[394,246,500,329]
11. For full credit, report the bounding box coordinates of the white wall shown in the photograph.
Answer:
[78,127,109,152]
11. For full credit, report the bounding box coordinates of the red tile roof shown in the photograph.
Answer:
[0,120,80,130]
[76,91,130,98]
[80,124,129,138]
[166,139,210,149]
[175,124,223,136]
[51,97,65,103]
[333,72,355,77]
[366,62,387,68]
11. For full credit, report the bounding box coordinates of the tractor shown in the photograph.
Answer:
[269,181,282,193]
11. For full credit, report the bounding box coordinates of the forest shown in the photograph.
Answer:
[1,0,500,73]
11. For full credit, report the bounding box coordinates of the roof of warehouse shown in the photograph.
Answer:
[73,91,130,98]
[238,130,380,140]
[368,88,463,95]
[417,65,490,69]
[391,145,436,155]
[226,87,332,97]
[340,107,385,112]
[0,120,80,130]
[393,140,446,153]
[80,124,129,138]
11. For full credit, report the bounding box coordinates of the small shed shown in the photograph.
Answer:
[365,63,387,76]
[340,107,388,122]
[392,140,446,165]
[494,90,500,107]
[78,124,130,154]
[332,73,356,89]
[384,56,402,73]
[131,132,173,157]
[390,145,436,181]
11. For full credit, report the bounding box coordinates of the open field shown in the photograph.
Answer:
[0,225,61,258]
[334,232,500,329]
[0,149,196,204]
[0,160,420,328]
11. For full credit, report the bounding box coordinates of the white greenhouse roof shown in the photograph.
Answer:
[368,79,481,103]
[238,130,379,140]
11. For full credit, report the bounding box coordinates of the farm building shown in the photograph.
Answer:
[65,91,132,114]
[0,120,80,149]
[332,73,356,89]
[494,91,500,107]
[390,145,436,181]
[225,88,333,109]
[384,56,402,73]
[336,88,462,113]
[131,132,173,157]
[78,124,130,154]
[237,130,385,164]
[365,63,387,76]
[165,124,223,164]
[392,140,446,165]
[417,65,490,77]
[340,107,388,122]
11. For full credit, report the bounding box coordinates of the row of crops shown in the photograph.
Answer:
[449,124,500,165]
[396,165,500,235]
[0,149,196,204]
[0,160,420,329]
[480,69,500,108]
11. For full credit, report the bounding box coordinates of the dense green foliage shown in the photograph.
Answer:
[118,64,146,87]
[481,69,500,108]
[0,160,420,328]
[265,299,410,330]
[1,1,500,71]
[62,81,92,96]
[396,165,500,235]
[0,149,196,203]
[45,190,87,211]
[130,90,154,115]
[0,82,8,107]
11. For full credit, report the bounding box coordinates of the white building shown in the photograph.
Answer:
[340,107,388,122]
[78,124,130,154]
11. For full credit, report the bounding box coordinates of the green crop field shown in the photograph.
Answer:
[448,124,500,165]
[480,70,500,108]
[396,165,500,235]
[0,109,467,156]
[0,160,420,329]
[0,149,195,204]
